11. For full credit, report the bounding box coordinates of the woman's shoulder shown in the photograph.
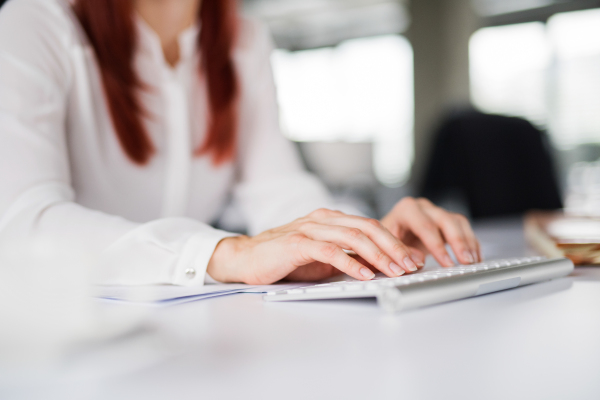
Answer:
[0,0,75,30]
[0,0,82,88]
[0,0,80,50]
[234,17,275,64]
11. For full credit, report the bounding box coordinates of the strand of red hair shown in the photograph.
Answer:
[72,0,239,166]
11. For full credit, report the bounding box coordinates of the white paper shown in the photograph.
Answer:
[96,283,254,303]
[95,282,310,305]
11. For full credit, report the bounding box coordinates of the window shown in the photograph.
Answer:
[271,35,414,186]
[469,8,600,150]
[469,22,551,127]
[547,8,600,147]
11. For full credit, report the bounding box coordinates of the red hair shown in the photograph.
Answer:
[72,0,239,165]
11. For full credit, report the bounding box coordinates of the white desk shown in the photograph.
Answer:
[6,218,600,400]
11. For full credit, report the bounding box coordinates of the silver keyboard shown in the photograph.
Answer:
[263,257,574,312]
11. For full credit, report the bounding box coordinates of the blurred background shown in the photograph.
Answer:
[1,0,600,219]
[242,0,600,220]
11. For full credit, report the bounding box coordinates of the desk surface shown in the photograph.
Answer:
[7,218,600,400]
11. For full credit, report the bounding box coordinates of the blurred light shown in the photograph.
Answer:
[271,35,414,186]
[471,0,553,16]
[244,0,409,50]
[546,8,600,148]
[549,8,600,59]
[470,10,600,150]
[469,22,551,127]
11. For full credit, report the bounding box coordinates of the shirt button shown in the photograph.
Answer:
[185,268,196,279]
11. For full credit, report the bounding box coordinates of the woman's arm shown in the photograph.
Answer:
[0,0,235,286]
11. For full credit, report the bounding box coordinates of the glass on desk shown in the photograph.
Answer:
[565,160,600,217]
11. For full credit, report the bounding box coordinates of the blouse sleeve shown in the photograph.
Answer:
[0,0,235,287]
[232,20,361,236]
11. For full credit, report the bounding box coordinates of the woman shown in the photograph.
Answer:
[0,0,480,286]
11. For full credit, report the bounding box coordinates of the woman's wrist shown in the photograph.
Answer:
[207,236,249,283]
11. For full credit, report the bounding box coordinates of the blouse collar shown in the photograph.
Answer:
[134,14,200,69]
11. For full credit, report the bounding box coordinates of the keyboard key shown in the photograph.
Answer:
[305,286,342,294]
[343,283,364,291]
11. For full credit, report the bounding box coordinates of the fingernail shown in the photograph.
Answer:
[472,251,479,263]
[411,255,424,267]
[403,257,418,272]
[360,267,375,279]
[443,255,454,267]
[389,262,405,276]
[463,251,474,264]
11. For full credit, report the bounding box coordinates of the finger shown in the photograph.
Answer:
[297,237,375,281]
[419,202,478,264]
[284,262,340,282]
[456,215,482,262]
[422,209,474,265]
[298,222,406,277]
[322,216,420,273]
[408,247,426,268]
[392,199,455,268]
[350,254,374,269]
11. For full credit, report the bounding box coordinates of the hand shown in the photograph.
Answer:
[207,208,425,285]
[381,197,481,268]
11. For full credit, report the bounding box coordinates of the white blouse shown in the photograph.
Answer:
[0,0,347,286]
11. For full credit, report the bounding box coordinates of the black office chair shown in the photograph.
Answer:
[420,109,563,219]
